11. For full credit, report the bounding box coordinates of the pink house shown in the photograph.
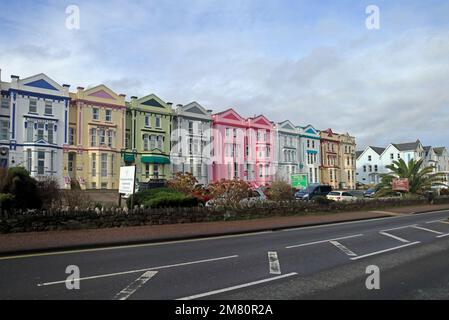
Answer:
[211,109,246,181]
[211,109,275,186]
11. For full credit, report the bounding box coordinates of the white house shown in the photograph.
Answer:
[356,140,425,186]
[0,73,70,186]
[171,102,212,185]
[355,146,385,185]
[274,120,300,184]
[298,125,321,184]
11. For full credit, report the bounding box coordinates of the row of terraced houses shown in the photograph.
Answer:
[0,72,357,190]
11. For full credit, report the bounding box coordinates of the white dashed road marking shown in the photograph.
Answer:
[268,251,281,275]
[379,231,410,243]
[411,225,444,235]
[115,271,158,300]
[329,240,357,257]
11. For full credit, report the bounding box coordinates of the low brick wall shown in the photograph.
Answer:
[1,197,448,234]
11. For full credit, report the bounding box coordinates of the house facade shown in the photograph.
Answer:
[274,121,300,184]
[355,146,385,185]
[123,94,172,184]
[0,73,70,186]
[171,102,212,185]
[320,129,341,189]
[245,115,275,187]
[210,108,246,182]
[338,132,357,189]
[64,85,126,190]
[356,140,425,186]
[298,125,321,184]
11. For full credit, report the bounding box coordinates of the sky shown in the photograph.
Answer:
[0,0,448,150]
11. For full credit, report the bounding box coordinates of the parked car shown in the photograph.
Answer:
[363,188,377,198]
[205,188,267,207]
[326,191,358,202]
[295,184,333,201]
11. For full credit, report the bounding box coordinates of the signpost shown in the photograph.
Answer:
[291,174,308,189]
[392,178,409,192]
[119,166,137,209]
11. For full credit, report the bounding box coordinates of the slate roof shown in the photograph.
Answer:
[370,146,385,155]
[392,140,421,151]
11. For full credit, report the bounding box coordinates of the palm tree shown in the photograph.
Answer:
[376,158,445,196]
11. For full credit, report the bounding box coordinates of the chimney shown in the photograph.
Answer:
[11,75,19,84]
[77,86,84,93]
[176,104,183,108]
[119,94,126,98]
[131,96,138,100]
[207,109,213,114]
[166,102,173,107]
[62,84,70,94]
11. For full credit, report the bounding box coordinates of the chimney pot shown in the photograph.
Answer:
[131,96,138,100]
[77,86,84,91]
[11,75,19,79]
[63,84,70,88]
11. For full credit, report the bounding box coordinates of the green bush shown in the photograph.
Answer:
[127,188,198,208]
[0,193,15,210]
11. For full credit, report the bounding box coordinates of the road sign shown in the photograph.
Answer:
[291,174,308,189]
[392,178,409,192]
[119,166,136,194]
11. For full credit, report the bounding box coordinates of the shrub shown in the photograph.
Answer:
[62,189,92,208]
[207,179,252,207]
[128,187,198,208]
[142,192,198,208]
[313,196,333,206]
[0,193,15,210]
[1,167,42,209]
[37,176,62,209]
[167,172,198,194]
[268,180,294,201]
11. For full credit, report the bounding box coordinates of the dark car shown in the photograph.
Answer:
[295,184,333,201]
[363,188,377,198]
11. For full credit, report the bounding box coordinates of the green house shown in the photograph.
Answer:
[123,94,173,182]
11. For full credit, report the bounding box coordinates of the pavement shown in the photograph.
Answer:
[0,207,449,300]
[1,203,449,256]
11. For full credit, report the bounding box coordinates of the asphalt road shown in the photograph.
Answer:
[1,209,449,300]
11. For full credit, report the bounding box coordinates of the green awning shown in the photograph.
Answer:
[124,154,135,163]
[141,155,170,164]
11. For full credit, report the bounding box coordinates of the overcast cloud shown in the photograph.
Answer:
[1,0,448,149]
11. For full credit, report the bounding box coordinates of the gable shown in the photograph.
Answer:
[223,113,241,121]
[255,117,270,126]
[280,121,296,131]
[142,98,165,108]
[88,89,115,100]
[23,79,58,91]
[305,127,317,135]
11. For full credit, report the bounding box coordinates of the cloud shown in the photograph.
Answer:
[0,0,448,150]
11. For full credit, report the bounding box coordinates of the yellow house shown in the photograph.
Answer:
[63,85,126,190]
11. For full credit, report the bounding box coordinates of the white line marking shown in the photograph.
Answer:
[286,234,363,249]
[0,232,270,261]
[329,240,357,256]
[177,273,298,300]
[350,242,420,261]
[268,251,281,275]
[379,231,410,243]
[115,271,158,300]
[411,226,444,235]
[381,224,416,232]
[437,233,449,238]
[37,255,238,287]
[426,220,449,225]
